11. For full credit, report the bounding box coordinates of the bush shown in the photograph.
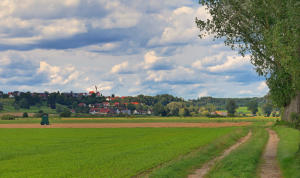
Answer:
[1,114,15,120]
[59,110,71,117]
[290,112,300,128]
[23,112,28,118]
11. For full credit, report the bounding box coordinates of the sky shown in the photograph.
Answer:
[0,0,268,99]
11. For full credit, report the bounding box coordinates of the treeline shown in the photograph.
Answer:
[0,91,276,117]
[190,97,266,110]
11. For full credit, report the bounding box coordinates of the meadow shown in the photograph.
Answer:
[0,116,278,124]
[275,126,300,178]
[0,116,299,178]
[0,127,242,178]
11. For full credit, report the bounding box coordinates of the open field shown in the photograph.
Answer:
[0,116,298,178]
[0,127,242,178]
[0,122,252,128]
[0,116,278,124]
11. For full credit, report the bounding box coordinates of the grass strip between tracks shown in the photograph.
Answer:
[205,127,268,178]
[145,127,249,178]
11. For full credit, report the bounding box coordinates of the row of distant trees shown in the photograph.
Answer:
[0,91,276,117]
[152,99,276,117]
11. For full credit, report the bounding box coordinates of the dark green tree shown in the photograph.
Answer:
[153,103,167,116]
[19,98,30,109]
[247,101,258,115]
[196,0,300,120]
[0,102,3,111]
[226,100,238,116]
[127,103,136,112]
[262,103,273,117]
[179,108,190,117]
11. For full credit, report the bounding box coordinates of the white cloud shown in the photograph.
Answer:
[38,61,80,85]
[0,18,86,45]
[198,90,209,97]
[257,81,268,91]
[148,6,211,46]
[239,90,253,94]
[111,61,129,74]
[143,50,173,70]
[192,53,225,70]
[208,55,250,72]
[40,18,87,39]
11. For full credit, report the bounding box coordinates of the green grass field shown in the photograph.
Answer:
[0,116,278,124]
[274,126,300,178]
[0,127,241,178]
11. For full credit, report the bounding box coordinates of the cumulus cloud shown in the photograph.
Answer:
[0,1,268,98]
[0,54,48,86]
[207,55,250,72]
[38,61,80,85]
[143,51,174,70]
[148,6,210,46]
[111,61,130,74]
[192,53,251,73]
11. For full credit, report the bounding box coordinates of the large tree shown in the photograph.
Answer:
[196,0,300,120]
[247,101,258,115]
[226,99,238,116]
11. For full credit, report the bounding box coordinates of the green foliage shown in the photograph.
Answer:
[246,101,258,115]
[226,100,238,116]
[290,112,300,128]
[1,114,15,120]
[179,108,190,117]
[0,128,236,178]
[262,103,273,116]
[153,103,168,116]
[0,102,3,111]
[197,0,300,107]
[127,103,136,112]
[167,102,184,116]
[19,98,30,109]
[59,110,71,117]
[23,112,28,118]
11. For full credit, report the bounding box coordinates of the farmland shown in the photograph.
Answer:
[0,127,242,178]
[0,116,277,124]
[0,116,299,178]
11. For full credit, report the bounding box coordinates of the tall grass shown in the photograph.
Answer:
[274,126,300,178]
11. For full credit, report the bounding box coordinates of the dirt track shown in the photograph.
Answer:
[260,128,282,178]
[0,122,251,128]
[188,131,252,178]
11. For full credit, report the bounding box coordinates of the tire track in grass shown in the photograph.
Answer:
[133,128,249,178]
[188,131,252,178]
[260,128,282,178]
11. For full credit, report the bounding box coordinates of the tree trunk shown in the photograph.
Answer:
[283,92,300,121]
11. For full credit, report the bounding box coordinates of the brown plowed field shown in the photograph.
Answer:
[0,122,251,128]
